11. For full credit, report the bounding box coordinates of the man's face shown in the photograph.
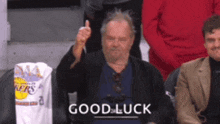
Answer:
[204,29,220,61]
[102,20,134,62]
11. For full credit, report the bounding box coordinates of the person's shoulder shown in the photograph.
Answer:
[130,56,159,72]
[85,50,103,59]
[179,57,209,75]
[83,50,105,65]
[181,57,207,69]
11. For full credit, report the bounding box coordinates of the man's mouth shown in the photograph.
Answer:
[111,49,120,52]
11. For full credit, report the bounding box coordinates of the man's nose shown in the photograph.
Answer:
[112,39,119,46]
[214,39,220,47]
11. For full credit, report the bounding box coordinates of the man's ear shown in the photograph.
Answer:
[204,43,207,49]
[131,36,135,46]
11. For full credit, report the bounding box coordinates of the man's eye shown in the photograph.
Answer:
[206,39,215,42]
[119,38,126,42]
[110,38,115,40]
[107,37,114,41]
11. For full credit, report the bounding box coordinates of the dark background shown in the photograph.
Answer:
[8,0,81,9]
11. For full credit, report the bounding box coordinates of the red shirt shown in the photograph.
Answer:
[142,0,220,80]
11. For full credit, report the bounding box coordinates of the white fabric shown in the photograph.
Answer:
[14,62,53,124]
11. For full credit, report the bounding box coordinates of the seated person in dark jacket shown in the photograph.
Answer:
[56,10,174,124]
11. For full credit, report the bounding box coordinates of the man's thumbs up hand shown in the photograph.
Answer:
[71,20,91,68]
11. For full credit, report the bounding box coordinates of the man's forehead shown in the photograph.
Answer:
[105,20,131,35]
[107,20,129,28]
[205,29,220,36]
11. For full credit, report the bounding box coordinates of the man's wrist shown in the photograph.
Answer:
[147,122,156,124]
[73,43,84,59]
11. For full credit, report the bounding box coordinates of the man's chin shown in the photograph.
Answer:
[106,54,121,62]
[213,56,220,62]
[109,51,121,57]
[110,56,121,61]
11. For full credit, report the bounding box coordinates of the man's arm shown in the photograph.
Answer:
[71,20,91,68]
[56,21,91,92]
[56,46,82,92]
[175,65,201,124]
[142,0,180,68]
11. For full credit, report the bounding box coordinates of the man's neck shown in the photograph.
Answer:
[107,58,129,73]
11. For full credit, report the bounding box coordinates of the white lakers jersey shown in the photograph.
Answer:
[14,62,53,124]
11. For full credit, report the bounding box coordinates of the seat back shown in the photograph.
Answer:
[164,68,180,106]
[164,68,180,124]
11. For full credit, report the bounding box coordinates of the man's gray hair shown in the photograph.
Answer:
[100,9,136,38]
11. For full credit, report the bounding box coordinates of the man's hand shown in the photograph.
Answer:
[147,122,156,124]
[71,20,91,68]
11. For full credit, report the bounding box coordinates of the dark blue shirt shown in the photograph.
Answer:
[93,62,141,124]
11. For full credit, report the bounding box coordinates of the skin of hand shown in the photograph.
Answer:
[70,20,91,69]
[147,122,156,124]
